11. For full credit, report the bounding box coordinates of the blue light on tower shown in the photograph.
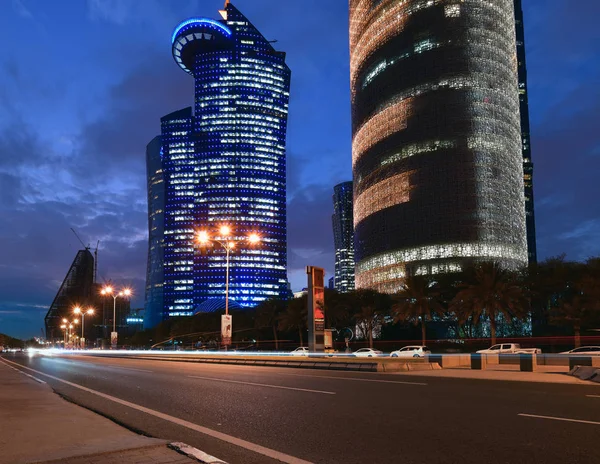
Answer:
[159,2,291,319]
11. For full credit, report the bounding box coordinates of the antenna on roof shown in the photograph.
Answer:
[94,240,100,284]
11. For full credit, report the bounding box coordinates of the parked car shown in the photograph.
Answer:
[290,347,309,356]
[560,346,600,355]
[476,343,542,354]
[353,348,383,358]
[390,346,431,358]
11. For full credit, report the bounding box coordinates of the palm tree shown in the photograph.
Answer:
[450,262,527,345]
[550,271,599,348]
[348,289,389,348]
[254,298,285,350]
[392,274,442,346]
[278,296,307,347]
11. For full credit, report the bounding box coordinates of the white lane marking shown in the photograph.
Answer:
[587,395,600,398]
[518,413,600,426]
[0,357,314,464]
[273,371,427,386]
[188,375,336,395]
[0,358,47,384]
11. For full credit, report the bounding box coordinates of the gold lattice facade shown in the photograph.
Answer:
[350,0,528,293]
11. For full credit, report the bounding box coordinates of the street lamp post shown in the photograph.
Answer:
[61,318,78,348]
[196,226,260,347]
[73,307,94,349]
[101,286,132,349]
[60,324,67,346]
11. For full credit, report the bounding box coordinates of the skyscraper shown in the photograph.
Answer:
[332,181,355,293]
[514,0,537,264]
[45,249,94,341]
[145,2,291,324]
[350,0,528,293]
[143,135,166,329]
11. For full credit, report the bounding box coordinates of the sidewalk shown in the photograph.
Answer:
[0,360,201,464]
[396,363,600,385]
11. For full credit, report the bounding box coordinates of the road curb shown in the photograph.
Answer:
[169,442,229,463]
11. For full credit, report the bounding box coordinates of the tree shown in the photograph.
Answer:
[255,298,285,349]
[392,274,442,346]
[348,289,390,348]
[324,288,351,329]
[450,262,527,345]
[549,263,600,347]
[278,295,307,347]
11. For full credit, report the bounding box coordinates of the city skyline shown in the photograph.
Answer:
[0,0,599,338]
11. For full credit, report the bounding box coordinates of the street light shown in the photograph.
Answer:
[101,285,132,348]
[60,324,67,346]
[73,306,94,349]
[196,226,261,317]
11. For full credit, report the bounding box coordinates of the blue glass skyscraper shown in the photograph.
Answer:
[332,181,355,293]
[144,135,166,328]
[144,2,290,324]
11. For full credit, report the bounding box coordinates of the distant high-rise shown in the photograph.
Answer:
[514,0,537,264]
[45,249,95,341]
[144,2,291,325]
[144,135,166,329]
[332,181,355,293]
[349,0,528,293]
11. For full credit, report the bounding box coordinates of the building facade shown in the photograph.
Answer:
[144,2,291,326]
[514,0,537,264]
[144,135,166,329]
[45,249,95,341]
[332,181,355,293]
[350,0,528,293]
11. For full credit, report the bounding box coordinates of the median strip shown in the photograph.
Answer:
[0,357,315,464]
[187,375,336,395]
[518,413,600,426]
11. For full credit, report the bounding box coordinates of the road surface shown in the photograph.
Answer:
[2,353,599,464]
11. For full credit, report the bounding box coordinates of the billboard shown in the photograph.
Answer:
[110,331,118,349]
[307,266,325,352]
[221,315,232,346]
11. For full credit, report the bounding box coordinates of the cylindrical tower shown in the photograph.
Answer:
[168,3,291,309]
[350,0,527,293]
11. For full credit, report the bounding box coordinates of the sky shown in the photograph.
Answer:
[0,0,599,339]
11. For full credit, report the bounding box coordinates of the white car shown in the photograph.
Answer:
[476,343,542,354]
[390,346,431,358]
[353,348,383,358]
[290,347,309,356]
[560,346,600,355]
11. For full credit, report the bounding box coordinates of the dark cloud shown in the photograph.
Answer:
[533,85,600,261]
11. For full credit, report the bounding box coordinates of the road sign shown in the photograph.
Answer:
[110,331,118,349]
[221,315,232,346]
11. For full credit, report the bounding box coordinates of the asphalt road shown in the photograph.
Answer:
[2,352,600,464]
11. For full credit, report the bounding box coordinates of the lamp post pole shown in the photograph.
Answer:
[225,245,230,316]
[101,286,132,349]
[196,227,260,348]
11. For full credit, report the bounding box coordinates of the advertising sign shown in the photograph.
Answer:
[221,314,232,346]
[110,331,118,349]
[307,266,325,352]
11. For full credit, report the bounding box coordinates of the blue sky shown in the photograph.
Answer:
[0,0,599,339]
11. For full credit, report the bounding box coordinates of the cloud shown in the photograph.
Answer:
[12,0,33,19]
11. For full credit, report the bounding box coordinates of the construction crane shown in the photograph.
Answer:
[70,228,100,283]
